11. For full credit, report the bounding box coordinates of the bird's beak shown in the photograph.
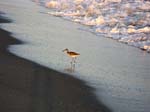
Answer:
[62,48,67,52]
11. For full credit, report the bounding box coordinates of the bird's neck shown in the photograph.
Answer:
[66,50,69,53]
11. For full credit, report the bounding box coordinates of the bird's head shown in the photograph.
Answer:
[62,48,69,52]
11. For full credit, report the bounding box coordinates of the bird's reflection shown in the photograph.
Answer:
[64,62,76,73]
[63,48,80,73]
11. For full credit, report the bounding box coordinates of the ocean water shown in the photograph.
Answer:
[0,0,150,112]
[42,0,150,52]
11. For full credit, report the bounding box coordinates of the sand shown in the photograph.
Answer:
[0,0,150,112]
[0,15,111,112]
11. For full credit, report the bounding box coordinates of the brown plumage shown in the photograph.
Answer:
[63,48,80,71]
[62,48,80,58]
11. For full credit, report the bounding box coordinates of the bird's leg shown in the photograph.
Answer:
[70,58,73,64]
[73,62,75,71]
[74,57,77,63]
[70,58,73,70]
[72,58,76,71]
[70,58,76,72]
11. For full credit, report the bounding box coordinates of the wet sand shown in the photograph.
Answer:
[0,15,111,112]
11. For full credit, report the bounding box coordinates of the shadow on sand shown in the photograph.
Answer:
[0,14,112,112]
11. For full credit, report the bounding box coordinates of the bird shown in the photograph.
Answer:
[62,48,80,67]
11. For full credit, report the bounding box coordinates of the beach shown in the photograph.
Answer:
[0,0,150,112]
[0,15,111,112]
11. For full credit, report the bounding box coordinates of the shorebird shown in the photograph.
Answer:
[62,48,80,64]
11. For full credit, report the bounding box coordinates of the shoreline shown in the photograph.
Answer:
[1,0,150,111]
[44,0,150,53]
[0,15,111,112]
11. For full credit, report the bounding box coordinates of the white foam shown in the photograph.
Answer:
[0,0,150,112]
[45,0,150,52]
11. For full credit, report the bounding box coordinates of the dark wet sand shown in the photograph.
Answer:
[0,15,111,112]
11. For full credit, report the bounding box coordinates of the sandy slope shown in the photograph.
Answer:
[0,16,111,112]
[0,0,150,112]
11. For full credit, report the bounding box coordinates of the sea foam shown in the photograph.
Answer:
[0,0,150,112]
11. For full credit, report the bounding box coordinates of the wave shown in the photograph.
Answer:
[40,0,150,52]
